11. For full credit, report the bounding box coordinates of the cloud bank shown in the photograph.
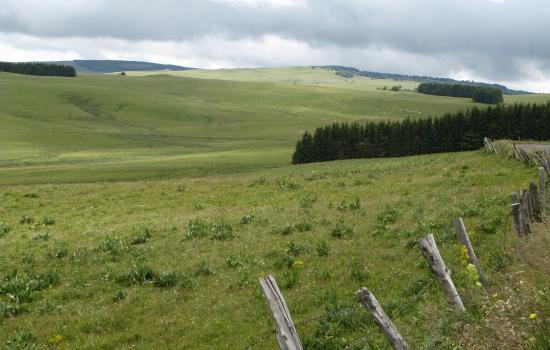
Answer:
[0,0,549,91]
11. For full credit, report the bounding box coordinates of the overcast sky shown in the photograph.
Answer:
[1,0,549,92]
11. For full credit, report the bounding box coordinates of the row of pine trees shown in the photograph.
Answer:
[418,82,504,104]
[0,62,76,77]
[292,102,550,164]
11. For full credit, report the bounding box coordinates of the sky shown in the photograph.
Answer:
[0,0,549,92]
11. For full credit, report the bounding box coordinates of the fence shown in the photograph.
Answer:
[250,138,549,350]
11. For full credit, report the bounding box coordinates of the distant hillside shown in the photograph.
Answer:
[46,60,193,73]
[321,66,530,95]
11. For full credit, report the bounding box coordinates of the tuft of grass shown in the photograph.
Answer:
[271,224,296,236]
[240,214,257,225]
[286,241,307,257]
[336,197,362,211]
[153,271,180,288]
[280,268,300,289]
[0,222,11,238]
[294,221,313,232]
[316,240,330,256]
[112,291,125,303]
[330,219,354,239]
[300,192,318,209]
[130,227,152,245]
[18,216,34,225]
[40,217,56,226]
[349,259,368,282]
[115,266,157,286]
[376,205,400,224]
[185,219,209,240]
[275,176,299,190]
[210,222,234,241]
[4,330,38,349]
[193,262,214,277]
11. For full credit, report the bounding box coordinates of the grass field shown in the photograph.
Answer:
[1,67,550,349]
[1,68,549,185]
[1,151,548,349]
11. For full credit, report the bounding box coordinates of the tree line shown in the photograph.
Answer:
[292,102,550,164]
[322,66,529,95]
[0,62,76,77]
[418,82,503,104]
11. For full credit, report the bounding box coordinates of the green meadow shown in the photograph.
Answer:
[1,151,548,349]
[1,67,550,349]
[1,68,549,185]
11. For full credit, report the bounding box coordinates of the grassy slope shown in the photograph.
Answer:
[125,66,422,91]
[1,151,547,349]
[1,69,548,185]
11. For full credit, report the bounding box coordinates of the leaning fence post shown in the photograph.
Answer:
[529,182,542,222]
[453,218,489,289]
[356,288,409,350]
[510,203,523,237]
[259,275,303,350]
[419,234,465,312]
[539,167,546,213]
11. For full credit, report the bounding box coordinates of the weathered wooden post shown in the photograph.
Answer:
[418,234,465,312]
[453,218,489,289]
[529,182,542,222]
[356,288,409,350]
[519,189,531,234]
[510,203,523,237]
[259,275,303,350]
[539,167,546,213]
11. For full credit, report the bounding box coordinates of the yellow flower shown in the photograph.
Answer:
[48,334,64,345]
[293,260,304,268]
[460,245,469,264]
[529,313,538,320]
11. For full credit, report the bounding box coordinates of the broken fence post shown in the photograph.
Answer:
[418,234,466,312]
[510,203,523,237]
[356,288,409,350]
[259,275,303,350]
[529,182,542,222]
[453,218,489,289]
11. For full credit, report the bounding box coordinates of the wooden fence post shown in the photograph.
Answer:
[529,182,542,222]
[539,167,546,213]
[356,288,409,350]
[259,275,303,350]
[453,218,489,289]
[519,189,531,234]
[418,234,465,312]
[510,203,523,237]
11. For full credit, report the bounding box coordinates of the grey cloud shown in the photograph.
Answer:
[0,0,549,85]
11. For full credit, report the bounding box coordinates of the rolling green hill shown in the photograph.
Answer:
[1,70,548,185]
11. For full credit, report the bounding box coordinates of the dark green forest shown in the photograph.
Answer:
[292,102,550,164]
[0,62,76,77]
[418,82,504,104]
